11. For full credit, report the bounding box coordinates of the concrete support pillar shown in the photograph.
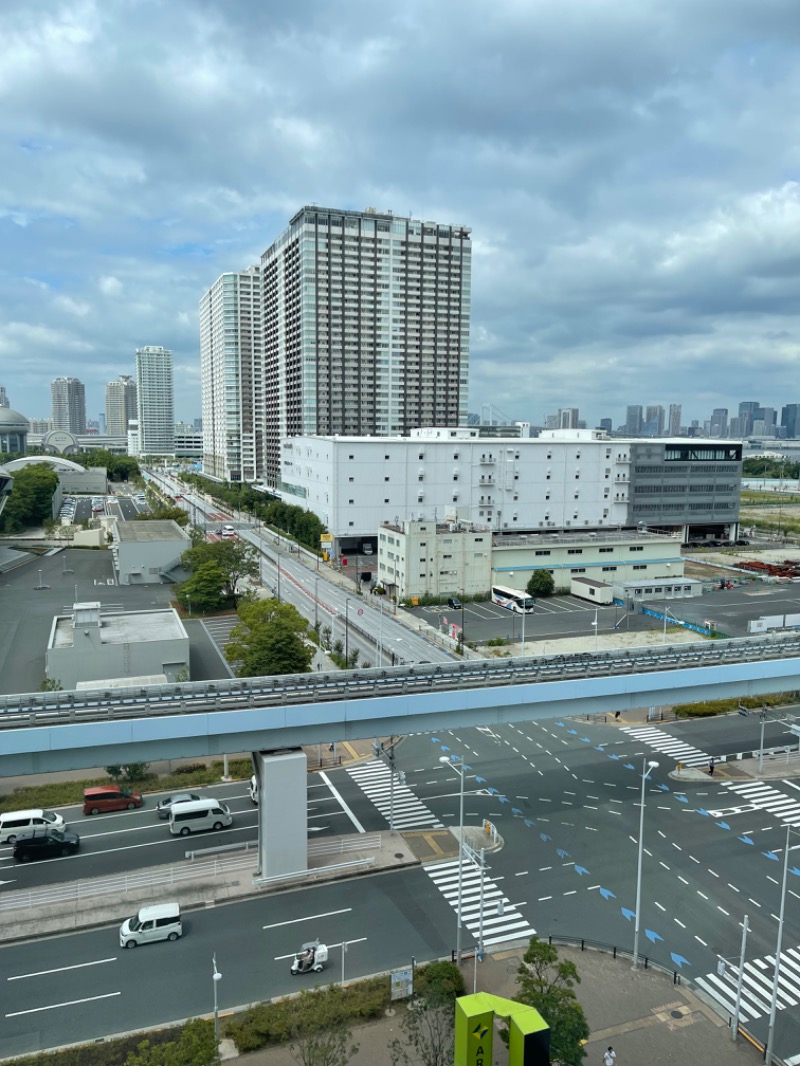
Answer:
[254,748,308,879]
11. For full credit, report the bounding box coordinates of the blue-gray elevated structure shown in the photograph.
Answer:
[1,634,799,776]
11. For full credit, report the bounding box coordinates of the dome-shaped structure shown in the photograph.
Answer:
[4,455,86,473]
[0,408,29,454]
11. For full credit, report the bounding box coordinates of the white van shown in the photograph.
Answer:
[248,775,259,805]
[119,902,182,948]
[169,798,233,836]
[0,809,66,844]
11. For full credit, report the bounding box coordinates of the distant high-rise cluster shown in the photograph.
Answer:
[200,205,472,486]
[50,376,86,434]
[0,385,9,409]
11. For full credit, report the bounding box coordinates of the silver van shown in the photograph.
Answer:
[120,902,182,948]
[0,809,66,844]
[169,798,233,836]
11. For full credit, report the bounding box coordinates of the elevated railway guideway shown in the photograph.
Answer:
[1,634,799,776]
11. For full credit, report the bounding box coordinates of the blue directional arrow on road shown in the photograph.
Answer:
[716,821,731,831]
[539,833,551,843]
[657,784,670,792]
[575,865,590,877]
[568,729,577,735]
[556,848,570,859]
[524,820,535,828]
[475,776,487,784]
[439,744,450,752]
[498,796,509,805]
[763,850,780,862]
[738,836,754,846]
[621,907,636,922]
[431,738,440,744]
[696,809,710,817]
[555,722,565,728]
[486,787,500,795]
[645,929,663,944]
[671,953,691,969]
[624,763,635,770]
[607,753,620,760]
[581,737,591,743]
[676,795,689,804]
[599,888,616,901]
[512,808,523,816]
[790,867,800,877]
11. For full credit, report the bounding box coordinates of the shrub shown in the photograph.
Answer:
[673,692,791,719]
[172,762,208,776]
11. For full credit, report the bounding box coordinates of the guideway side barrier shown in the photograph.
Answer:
[2,631,800,727]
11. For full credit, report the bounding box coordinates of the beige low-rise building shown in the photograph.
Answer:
[46,602,189,690]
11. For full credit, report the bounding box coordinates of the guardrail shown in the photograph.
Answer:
[2,632,799,729]
[309,833,382,857]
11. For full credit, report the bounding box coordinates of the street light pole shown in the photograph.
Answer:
[440,754,467,965]
[766,826,799,1065]
[212,954,222,1046]
[378,598,384,667]
[633,758,659,969]
[344,598,351,664]
[733,914,749,1043]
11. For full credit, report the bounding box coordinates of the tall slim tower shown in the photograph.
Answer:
[200,266,263,482]
[625,405,643,435]
[105,375,138,437]
[135,347,174,456]
[258,206,471,486]
[51,377,86,433]
[0,386,9,409]
[668,404,682,436]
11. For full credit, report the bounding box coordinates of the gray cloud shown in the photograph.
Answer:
[1,0,799,430]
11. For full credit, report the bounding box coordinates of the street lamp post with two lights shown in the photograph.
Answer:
[633,758,659,969]
[440,754,467,965]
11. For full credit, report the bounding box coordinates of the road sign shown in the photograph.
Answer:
[391,967,414,1001]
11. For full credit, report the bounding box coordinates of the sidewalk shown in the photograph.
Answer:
[231,943,762,1066]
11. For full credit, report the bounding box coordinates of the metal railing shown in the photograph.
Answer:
[1,632,799,729]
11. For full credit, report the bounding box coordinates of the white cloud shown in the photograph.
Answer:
[98,275,122,295]
[54,294,90,317]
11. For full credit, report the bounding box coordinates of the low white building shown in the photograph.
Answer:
[280,427,742,551]
[112,519,191,585]
[46,602,189,689]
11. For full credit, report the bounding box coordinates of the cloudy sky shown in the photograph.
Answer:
[2,0,799,431]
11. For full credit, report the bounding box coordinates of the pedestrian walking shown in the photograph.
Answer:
[603,1048,616,1066]
[708,757,715,776]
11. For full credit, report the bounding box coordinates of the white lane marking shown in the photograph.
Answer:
[273,937,368,961]
[263,908,352,931]
[319,772,364,833]
[7,992,120,1017]
[8,958,116,982]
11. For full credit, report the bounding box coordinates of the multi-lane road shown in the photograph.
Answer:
[2,712,800,1058]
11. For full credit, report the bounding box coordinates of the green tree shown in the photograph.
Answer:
[38,677,63,692]
[287,988,360,1066]
[135,504,189,527]
[506,937,590,1066]
[389,962,463,1066]
[176,562,229,613]
[181,538,258,605]
[0,464,59,533]
[527,570,554,598]
[225,598,312,677]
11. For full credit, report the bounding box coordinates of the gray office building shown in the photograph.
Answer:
[51,377,86,434]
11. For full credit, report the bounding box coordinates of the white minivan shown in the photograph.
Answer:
[119,902,182,948]
[0,809,66,844]
[169,798,233,836]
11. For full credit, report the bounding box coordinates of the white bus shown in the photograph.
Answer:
[491,584,536,613]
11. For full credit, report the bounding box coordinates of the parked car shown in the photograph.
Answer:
[13,828,80,862]
[83,786,144,815]
[155,792,204,819]
[447,597,463,610]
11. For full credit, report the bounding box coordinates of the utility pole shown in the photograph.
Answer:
[373,737,402,831]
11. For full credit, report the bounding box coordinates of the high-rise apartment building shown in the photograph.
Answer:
[625,405,643,435]
[105,375,138,437]
[558,408,580,429]
[668,404,682,436]
[200,266,263,482]
[134,347,174,456]
[200,206,471,486]
[710,408,728,437]
[738,401,760,436]
[644,405,664,436]
[781,404,800,439]
[0,386,9,409]
[50,377,86,434]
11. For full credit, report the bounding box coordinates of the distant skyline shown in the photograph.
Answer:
[2,2,799,428]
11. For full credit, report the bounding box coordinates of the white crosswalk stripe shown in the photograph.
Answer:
[695,944,800,1024]
[620,726,710,767]
[720,781,800,827]
[425,857,536,949]
[346,760,443,831]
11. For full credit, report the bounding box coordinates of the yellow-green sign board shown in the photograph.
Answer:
[454,993,549,1066]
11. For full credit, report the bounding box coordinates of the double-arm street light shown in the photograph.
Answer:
[766,825,800,1065]
[633,758,659,969]
[440,753,468,965]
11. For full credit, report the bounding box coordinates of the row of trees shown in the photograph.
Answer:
[0,463,59,533]
[742,457,800,480]
[179,472,327,551]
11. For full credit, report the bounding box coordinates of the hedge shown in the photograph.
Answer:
[225,975,391,1053]
[0,1024,185,1066]
[672,692,793,719]
[0,759,253,813]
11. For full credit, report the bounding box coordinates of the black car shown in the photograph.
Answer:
[13,827,80,862]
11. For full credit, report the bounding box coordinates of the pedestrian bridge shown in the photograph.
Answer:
[1,634,799,775]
